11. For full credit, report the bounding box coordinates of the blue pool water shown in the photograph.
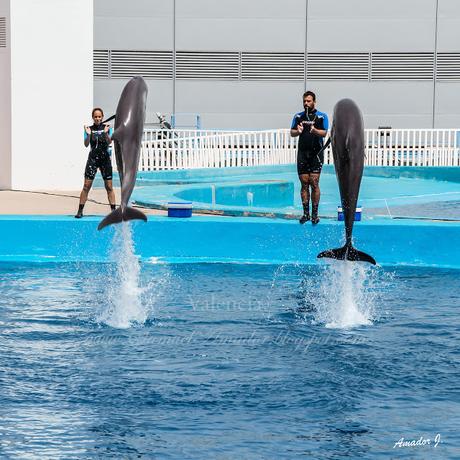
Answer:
[129,166,460,220]
[1,259,459,458]
[3,166,460,458]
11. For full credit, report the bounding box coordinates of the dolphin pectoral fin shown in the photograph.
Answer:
[317,244,376,265]
[97,206,147,231]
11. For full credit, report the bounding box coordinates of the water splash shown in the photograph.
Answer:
[97,223,148,329]
[308,261,383,329]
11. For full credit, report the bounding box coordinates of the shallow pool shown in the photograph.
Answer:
[130,165,460,220]
[1,261,458,458]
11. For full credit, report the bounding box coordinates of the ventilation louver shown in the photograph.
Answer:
[93,49,460,82]
[110,50,173,79]
[175,51,239,80]
[0,17,6,48]
[306,53,369,80]
[436,53,460,81]
[241,52,304,80]
[93,50,109,78]
[371,53,434,80]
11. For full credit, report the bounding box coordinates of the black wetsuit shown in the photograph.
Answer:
[291,109,329,175]
[84,124,113,180]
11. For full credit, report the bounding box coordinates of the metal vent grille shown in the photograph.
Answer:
[306,53,369,80]
[92,49,460,82]
[94,50,109,79]
[0,17,6,48]
[371,53,434,80]
[436,53,460,81]
[176,51,239,80]
[241,52,304,80]
[110,50,173,79]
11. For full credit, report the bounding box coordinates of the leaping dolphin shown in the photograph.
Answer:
[98,77,148,231]
[317,98,376,265]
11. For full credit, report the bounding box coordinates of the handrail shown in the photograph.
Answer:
[136,128,460,171]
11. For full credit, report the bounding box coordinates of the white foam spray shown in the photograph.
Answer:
[312,261,378,329]
[97,223,148,329]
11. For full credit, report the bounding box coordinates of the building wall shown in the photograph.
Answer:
[94,0,460,129]
[8,0,93,190]
[0,0,11,189]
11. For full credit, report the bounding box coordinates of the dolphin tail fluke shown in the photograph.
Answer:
[123,206,148,224]
[97,206,147,231]
[345,246,376,265]
[317,246,347,261]
[317,244,376,265]
[97,207,123,230]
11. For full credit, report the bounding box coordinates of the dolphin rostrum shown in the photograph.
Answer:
[317,99,376,264]
[98,77,148,231]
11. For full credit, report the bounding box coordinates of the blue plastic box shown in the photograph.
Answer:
[167,202,193,218]
[337,205,362,221]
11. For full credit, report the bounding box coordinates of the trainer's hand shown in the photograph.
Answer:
[297,123,304,134]
[310,126,318,135]
[84,126,91,135]
[104,124,110,133]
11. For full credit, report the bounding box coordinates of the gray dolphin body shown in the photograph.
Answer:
[317,99,376,264]
[98,77,148,230]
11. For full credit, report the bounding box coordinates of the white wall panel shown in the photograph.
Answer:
[94,18,173,50]
[177,0,304,19]
[94,0,173,49]
[93,0,460,130]
[303,81,433,128]
[10,0,93,190]
[94,79,173,126]
[176,0,304,51]
[95,0,172,18]
[176,19,304,52]
[308,0,436,52]
[0,0,11,189]
[437,0,460,51]
[434,82,460,127]
[176,80,303,129]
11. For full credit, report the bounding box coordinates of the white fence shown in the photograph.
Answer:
[139,128,460,171]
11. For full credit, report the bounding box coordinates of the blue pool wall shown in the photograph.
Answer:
[128,164,460,217]
[363,166,460,183]
[95,165,460,190]
[175,181,294,208]
[1,216,459,268]
[135,165,460,184]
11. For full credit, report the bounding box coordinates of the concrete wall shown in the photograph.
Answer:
[4,0,93,190]
[1,216,459,268]
[436,0,460,127]
[94,0,173,125]
[94,0,460,130]
[0,0,11,189]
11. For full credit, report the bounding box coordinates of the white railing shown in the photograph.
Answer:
[139,128,460,171]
